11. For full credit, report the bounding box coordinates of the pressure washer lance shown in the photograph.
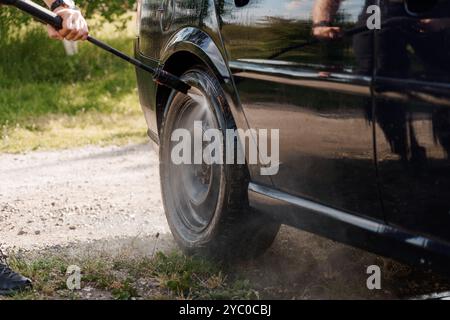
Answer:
[1,0,191,95]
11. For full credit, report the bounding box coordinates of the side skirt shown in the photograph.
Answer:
[248,182,450,277]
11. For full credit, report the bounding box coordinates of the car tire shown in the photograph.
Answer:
[159,65,280,260]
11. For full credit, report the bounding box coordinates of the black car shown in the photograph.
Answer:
[135,0,450,274]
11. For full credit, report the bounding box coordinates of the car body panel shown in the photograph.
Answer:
[374,0,450,243]
[135,43,160,137]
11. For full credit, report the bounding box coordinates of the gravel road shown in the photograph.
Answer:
[1,143,449,299]
[0,143,172,253]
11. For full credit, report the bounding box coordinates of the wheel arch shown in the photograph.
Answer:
[155,27,235,135]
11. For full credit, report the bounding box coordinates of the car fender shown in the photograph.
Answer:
[161,27,230,84]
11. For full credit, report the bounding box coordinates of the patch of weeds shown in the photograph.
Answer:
[8,255,68,298]
[3,251,258,300]
[110,278,139,300]
[149,252,258,300]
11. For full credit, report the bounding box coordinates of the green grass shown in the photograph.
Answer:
[0,22,147,153]
[3,251,258,300]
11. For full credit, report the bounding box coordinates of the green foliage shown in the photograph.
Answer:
[0,22,147,153]
[0,0,135,43]
[0,27,136,124]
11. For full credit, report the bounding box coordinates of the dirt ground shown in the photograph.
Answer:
[1,143,450,299]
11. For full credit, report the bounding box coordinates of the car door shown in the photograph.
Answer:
[374,0,450,242]
[218,0,383,220]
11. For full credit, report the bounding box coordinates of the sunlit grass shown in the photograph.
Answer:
[3,251,257,300]
[0,100,147,153]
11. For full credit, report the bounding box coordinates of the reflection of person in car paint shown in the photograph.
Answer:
[312,0,344,40]
[312,0,450,164]
[312,0,450,74]
[0,0,88,296]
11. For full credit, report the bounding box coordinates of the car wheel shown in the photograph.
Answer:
[159,65,280,260]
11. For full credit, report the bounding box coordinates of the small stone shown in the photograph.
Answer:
[35,230,41,235]
[69,226,76,230]
[17,230,27,236]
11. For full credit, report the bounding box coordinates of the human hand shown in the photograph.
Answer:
[313,26,342,40]
[47,7,88,41]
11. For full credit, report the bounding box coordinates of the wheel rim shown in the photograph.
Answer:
[168,87,221,233]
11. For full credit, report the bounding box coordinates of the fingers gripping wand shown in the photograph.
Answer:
[1,0,192,95]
